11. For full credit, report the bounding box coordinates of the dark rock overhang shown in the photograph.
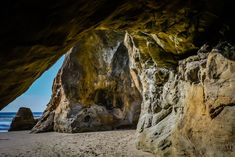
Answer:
[0,0,234,109]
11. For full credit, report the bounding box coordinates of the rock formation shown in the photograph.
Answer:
[0,0,234,110]
[9,107,37,131]
[32,31,142,133]
[124,33,235,157]
[32,29,235,156]
[0,1,234,157]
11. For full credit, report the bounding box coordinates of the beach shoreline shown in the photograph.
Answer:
[0,130,153,157]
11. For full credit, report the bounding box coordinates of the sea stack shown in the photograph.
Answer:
[9,107,37,131]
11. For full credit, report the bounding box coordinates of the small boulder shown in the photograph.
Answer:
[9,107,37,131]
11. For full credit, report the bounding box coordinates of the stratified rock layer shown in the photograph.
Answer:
[9,107,37,131]
[125,32,235,157]
[32,31,141,133]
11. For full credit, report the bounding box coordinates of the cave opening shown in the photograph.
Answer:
[0,56,64,132]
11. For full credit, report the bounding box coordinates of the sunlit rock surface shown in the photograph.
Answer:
[32,31,141,133]
[125,33,235,157]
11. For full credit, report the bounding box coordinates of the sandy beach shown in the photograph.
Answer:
[0,130,154,157]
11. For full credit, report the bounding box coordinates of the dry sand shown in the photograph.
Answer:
[0,130,154,157]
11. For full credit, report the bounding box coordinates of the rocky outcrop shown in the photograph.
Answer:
[32,31,142,133]
[125,32,235,157]
[9,107,37,131]
[0,0,234,110]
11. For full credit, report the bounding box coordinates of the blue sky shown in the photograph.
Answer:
[1,56,65,112]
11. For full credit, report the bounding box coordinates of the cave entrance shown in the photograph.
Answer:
[0,56,65,132]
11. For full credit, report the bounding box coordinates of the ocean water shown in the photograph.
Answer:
[0,112,42,132]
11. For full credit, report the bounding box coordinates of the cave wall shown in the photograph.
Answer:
[125,33,235,156]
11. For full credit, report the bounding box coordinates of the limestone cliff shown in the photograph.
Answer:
[125,33,235,157]
[32,31,142,133]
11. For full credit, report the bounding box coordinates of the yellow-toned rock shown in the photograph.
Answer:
[125,34,235,156]
[32,31,142,133]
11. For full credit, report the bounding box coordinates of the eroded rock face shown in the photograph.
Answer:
[9,107,37,131]
[125,32,235,157]
[32,31,142,133]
